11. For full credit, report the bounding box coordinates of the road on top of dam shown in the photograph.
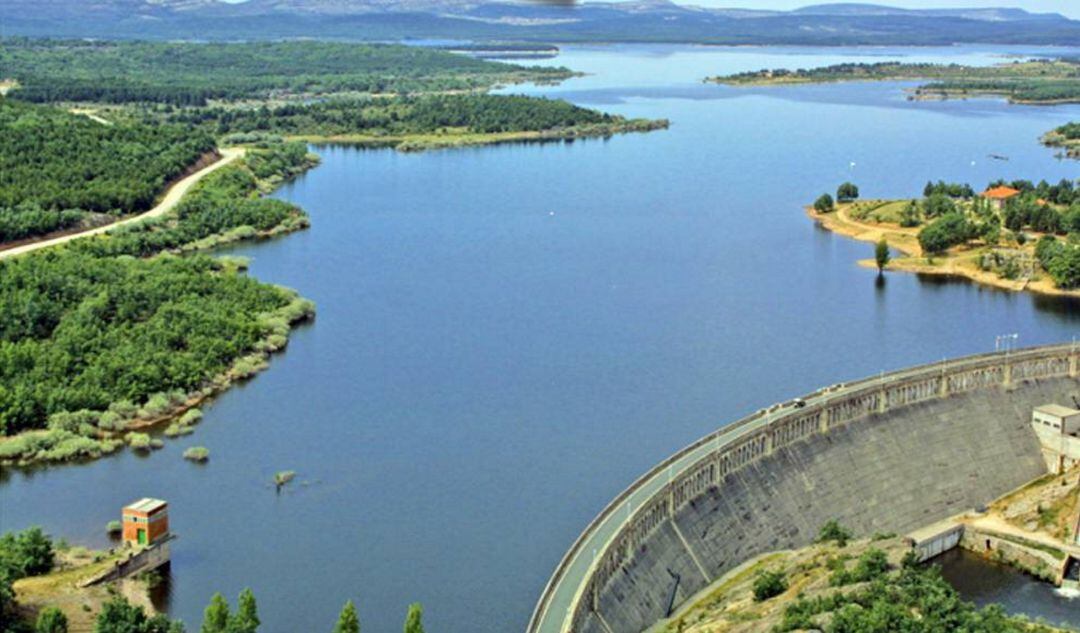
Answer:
[530,346,1056,633]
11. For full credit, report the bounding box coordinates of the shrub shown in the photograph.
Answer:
[106,520,122,536]
[35,605,68,633]
[817,520,853,547]
[108,400,139,419]
[165,423,194,438]
[127,433,152,450]
[830,548,890,586]
[753,569,788,602]
[47,410,100,433]
[1048,246,1080,289]
[97,411,126,432]
[183,446,210,462]
[923,192,956,218]
[918,213,974,254]
[142,393,173,417]
[179,408,203,426]
[232,355,269,379]
[899,201,921,227]
[0,526,55,577]
[814,193,835,213]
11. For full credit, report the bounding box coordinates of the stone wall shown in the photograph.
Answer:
[550,346,1080,633]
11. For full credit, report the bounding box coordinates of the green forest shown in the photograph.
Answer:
[0,38,573,106]
[710,59,1080,104]
[0,100,215,243]
[171,94,623,137]
[0,143,316,462]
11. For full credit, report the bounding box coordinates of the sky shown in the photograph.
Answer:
[216,0,1080,19]
[678,0,1078,17]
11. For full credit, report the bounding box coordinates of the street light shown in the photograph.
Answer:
[995,333,1019,354]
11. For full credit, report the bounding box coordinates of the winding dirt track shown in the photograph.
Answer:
[0,147,245,261]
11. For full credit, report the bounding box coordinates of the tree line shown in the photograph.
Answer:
[0,38,571,106]
[0,100,215,243]
[168,94,618,138]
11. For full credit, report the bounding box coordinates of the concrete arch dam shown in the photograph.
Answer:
[529,344,1080,633]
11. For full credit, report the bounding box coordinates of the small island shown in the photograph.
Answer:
[707,58,1080,105]
[808,178,1080,295]
[1043,121,1080,158]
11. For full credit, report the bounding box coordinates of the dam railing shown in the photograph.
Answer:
[527,342,1080,633]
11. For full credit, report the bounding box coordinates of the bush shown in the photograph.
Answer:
[97,411,126,432]
[35,605,68,633]
[165,423,194,438]
[814,193,835,213]
[47,410,100,433]
[127,433,152,450]
[142,393,173,417]
[0,527,55,578]
[923,192,956,218]
[918,213,974,254]
[753,569,788,602]
[899,201,921,227]
[1048,246,1080,289]
[0,429,119,464]
[106,520,123,536]
[179,408,203,426]
[183,446,210,462]
[108,400,139,419]
[817,520,853,547]
[830,548,890,586]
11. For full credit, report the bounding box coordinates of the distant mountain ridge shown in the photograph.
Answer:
[2,0,1078,44]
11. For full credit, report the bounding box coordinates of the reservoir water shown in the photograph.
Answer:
[5,44,1080,632]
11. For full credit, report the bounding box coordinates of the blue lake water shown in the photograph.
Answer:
[4,44,1080,632]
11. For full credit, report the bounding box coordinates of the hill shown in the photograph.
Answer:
[1,1,1078,45]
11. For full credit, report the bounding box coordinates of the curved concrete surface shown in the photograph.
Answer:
[0,147,244,260]
[530,344,1078,633]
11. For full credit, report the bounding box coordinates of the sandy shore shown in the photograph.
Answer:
[806,203,1080,298]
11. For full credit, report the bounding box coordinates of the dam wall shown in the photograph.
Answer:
[531,345,1080,633]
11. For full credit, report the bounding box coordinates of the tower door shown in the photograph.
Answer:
[138,529,147,545]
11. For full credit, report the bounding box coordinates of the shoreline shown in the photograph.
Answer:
[806,204,1080,298]
[287,119,670,151]
[0,150,320,469]
[13,543,158,631]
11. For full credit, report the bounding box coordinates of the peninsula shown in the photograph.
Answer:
[807,178,1080,296]
[1043,121,1080,158]
[0,40,667,469]
[707,58,1080,105]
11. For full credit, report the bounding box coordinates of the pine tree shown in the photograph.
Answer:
[332,600,359,633]
[403,603,424,633]
[201,593,230,633]
[230,589,259,633]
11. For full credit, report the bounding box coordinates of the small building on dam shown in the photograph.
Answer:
[529,344,1080,633]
